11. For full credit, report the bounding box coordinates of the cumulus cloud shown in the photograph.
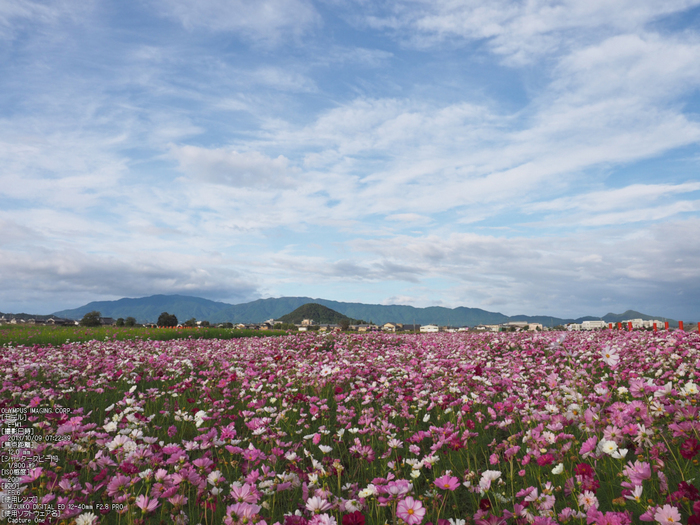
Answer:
[170,145,294,188]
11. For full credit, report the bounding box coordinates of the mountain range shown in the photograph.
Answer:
[43,294,679,327]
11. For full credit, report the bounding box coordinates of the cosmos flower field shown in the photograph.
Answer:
[2,330,700,525]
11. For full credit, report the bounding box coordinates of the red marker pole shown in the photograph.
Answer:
[617,322,622,330]
[653,322,657,332]
[679,321,684,331]
[609,323,613,330]
[665,321,669,330]
[628,321,633,331]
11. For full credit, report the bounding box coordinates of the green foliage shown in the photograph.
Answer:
[125,316,137,327]
[158,312,178,327]
[0,324,289,347]
[183,317,197,327]
[80,310,101,327]
[116,317,125,327]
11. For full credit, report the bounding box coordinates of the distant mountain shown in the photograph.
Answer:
[49,294,679,327]
[51,295,234,324]
[600,310,669,323]
[277,303,355,325]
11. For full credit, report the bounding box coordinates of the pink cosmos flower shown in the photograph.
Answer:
[135,494,160,513]
[622,460,651,487]
[579,436,597,458]
[396,496,425,525]
[106,475,131,497]
[20,467,43,483]
[577,491,598,511]
[654,505,681,524]
[310,515,337,525]
[228,502,262,518]
[434,475,459,491]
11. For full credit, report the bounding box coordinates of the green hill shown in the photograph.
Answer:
[277,303,355,324]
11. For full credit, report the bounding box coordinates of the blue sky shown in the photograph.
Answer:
[2,0,700,320]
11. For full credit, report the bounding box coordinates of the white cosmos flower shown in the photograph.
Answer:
[599,440,618,455]
[479,470,502,491]
[207,470,223,485]
[601,346,620,367]
[75,512,98,525]
[682,381,698,395]
[551,463,564,475]
[624,485,643,502]
[319,445,332,453]
[358,484,377,498]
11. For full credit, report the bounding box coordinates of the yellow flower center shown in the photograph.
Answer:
[408,509,414,515]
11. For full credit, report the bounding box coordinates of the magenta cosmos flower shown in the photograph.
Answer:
[434,475,459,491]
[396,496,425,525]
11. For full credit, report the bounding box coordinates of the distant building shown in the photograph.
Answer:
[581,320,607,330]
[420,324,439,333]
[474,324,499,332]
[301,319,314,326]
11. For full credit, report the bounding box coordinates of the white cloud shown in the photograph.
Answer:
[157,0,320,44]
[342,218,700,317]
[170,145,295,188]
[355,0,700,63]
[247,67,318,92]
[0,246,259,312]
[554,33,700,103]
[385,213,431,223]
[0,0,84,40]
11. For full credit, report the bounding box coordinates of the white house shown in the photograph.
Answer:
[420,324,439,333]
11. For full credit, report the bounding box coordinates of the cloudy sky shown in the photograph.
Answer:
[2,0,700,319]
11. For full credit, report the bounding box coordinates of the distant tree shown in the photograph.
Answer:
[125,317,137,327]
[183,318,197,328]
[221,322,233,328]
[339,319,350,331]
[116,318,125,327]
[200,320,210,327]
[80,311,101,327]
[158,312,178,327]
